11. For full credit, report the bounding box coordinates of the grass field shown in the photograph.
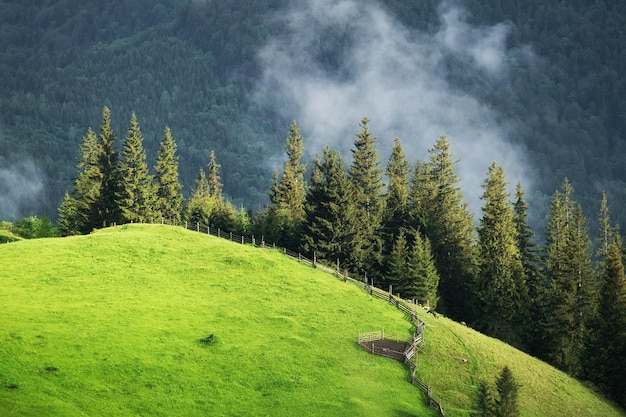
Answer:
[0,224,624,416]
[0,224,436,417]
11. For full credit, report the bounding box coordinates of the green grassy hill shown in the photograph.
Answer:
[0,225,623,417]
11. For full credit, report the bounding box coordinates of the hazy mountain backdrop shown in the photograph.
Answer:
[1,0,624,237]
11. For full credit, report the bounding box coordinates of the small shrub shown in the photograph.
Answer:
[199,334,217,346]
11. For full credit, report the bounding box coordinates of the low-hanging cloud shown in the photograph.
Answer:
[0,158,45,221]
[253,0,534,216]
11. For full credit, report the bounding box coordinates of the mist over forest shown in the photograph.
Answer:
[1,0,625,238]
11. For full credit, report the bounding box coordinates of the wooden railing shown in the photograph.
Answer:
[154,221,445,416]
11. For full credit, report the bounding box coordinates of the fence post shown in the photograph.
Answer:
[241,235,244,245]
[218,228,221,238]
[313,252,317,268]
[230,232,233,241]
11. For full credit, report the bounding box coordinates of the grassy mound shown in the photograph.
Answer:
[0,224,435,416]
[0,224,623,416]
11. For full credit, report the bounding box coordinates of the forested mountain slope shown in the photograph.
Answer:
[1,0,625,236]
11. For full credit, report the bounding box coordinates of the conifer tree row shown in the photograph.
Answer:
[58,113,626,408]
[58,107,243,236]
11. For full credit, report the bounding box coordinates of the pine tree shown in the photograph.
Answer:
[186,151,236,231]
[207,150,223,199]
[186,168,213,226]
[71,127,100,233]
[269,170,281,206]
[387,229,410,295]
[383,138,411,239]
[348,117,385,279]
[57,191,82,236]
[596,191,613,264]
[381,138,412,287]
[476,380,496,417]
[410,136,477,320]
[583,232,626,406]
[542,179,594,374]
[119,113,156,223]
[407,228,440,308]
[302,147,356,268]
[263,121,307,249]
[92,106,122,229]
[154,126,183,222]
[476,162,526,345]
[494,366,520,417]
[277,120,307,222]
[513,181,542,355]
[513,182,540,299]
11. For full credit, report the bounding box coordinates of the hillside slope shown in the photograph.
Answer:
[0,224,624,416]
[0,224,435,417]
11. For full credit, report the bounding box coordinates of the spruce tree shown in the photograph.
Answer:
[302,147,356,268]
[476,380,496,417]
[269,170,281,206]
[383,137,411,239]
[206,151,239,232]
[513,181,542,354]
[410,136,477,320]
[207,150,223,199]
[186,168,213,226]
[348,117,385,279]
[119,113,156,223]
[542,179,594,374]
[71,127,100,233]
[382,137,412,287]
[513,182,540,299]
[277,120,307,222]
[154,126,183,222]
[583,232,626,406]
[387,229,410,295]
[57,191,82,236]
[92,106,122,229]
[494,366,520,417]
[407,228,440,308]
[263,121,307,249]
[476,162,526,345]
[596,191,613,264]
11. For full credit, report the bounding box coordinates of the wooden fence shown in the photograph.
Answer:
[161,221,445,416]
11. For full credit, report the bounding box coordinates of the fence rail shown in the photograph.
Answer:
[152,221,444,416]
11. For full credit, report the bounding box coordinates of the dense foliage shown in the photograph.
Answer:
[1,0,625,236]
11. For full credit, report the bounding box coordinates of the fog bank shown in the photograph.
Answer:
[254,0,534,215]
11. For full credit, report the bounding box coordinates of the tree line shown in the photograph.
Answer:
[57,108,626,408]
